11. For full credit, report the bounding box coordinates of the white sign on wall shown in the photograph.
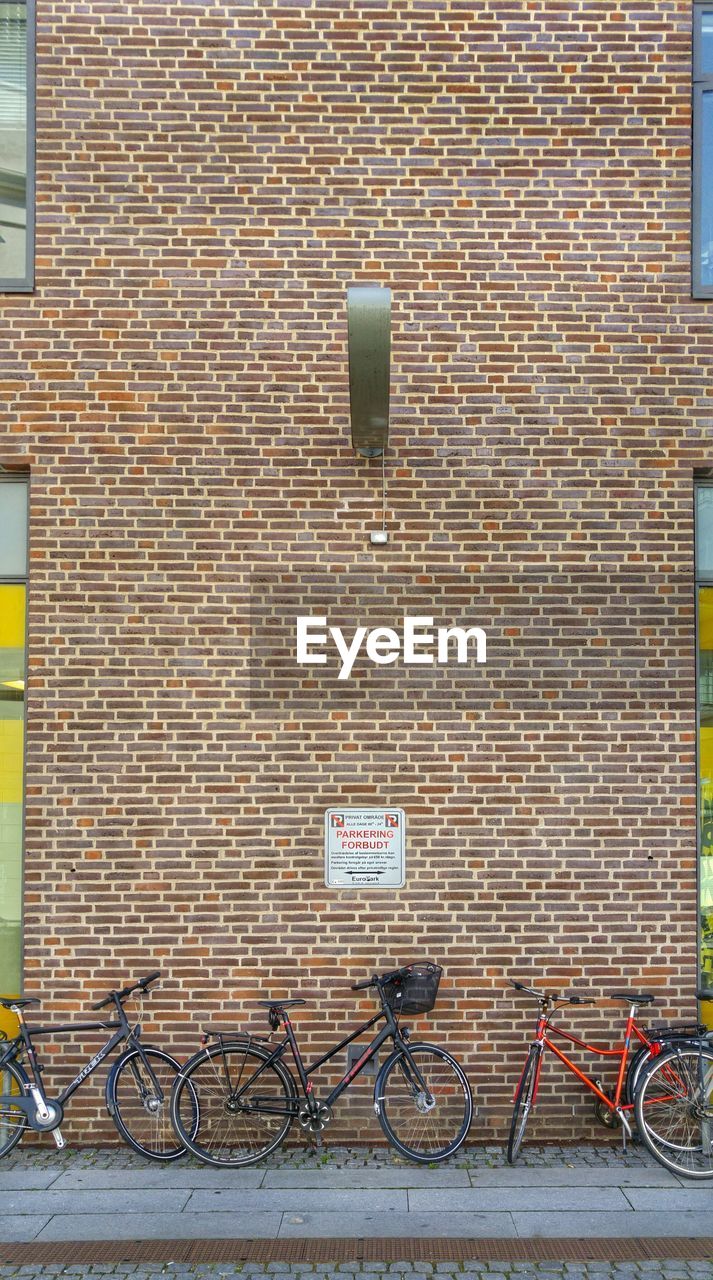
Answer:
[324,808,406,889]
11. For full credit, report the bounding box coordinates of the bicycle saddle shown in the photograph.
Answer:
[0,996,39,1010]
[255,999,306,1009]
[609,991,655,1005]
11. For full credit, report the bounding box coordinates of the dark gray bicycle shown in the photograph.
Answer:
[0,971,197,1161]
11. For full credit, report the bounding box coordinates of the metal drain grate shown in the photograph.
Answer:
[2,1238,713,1265]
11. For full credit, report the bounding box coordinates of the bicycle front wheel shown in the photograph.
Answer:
[635,1045,713,1179]
[376,1043,472,1163]
[507,1046,540,1165]
[0,1059,27,1158]
[171,1041,296,1167]
[109,1047,195,1161]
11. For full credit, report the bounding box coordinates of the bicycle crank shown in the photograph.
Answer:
[298,1102,332,1133]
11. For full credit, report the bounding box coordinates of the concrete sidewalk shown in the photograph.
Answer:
[0,1144,710,1245]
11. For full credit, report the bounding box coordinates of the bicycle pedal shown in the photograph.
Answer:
[52,1128,66,1149]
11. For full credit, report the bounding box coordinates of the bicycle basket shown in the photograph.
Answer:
[383,962,442,1016]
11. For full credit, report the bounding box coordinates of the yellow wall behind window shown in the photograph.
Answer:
[0,586,25,650]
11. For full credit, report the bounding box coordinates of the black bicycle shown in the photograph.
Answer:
[0,971,197,1161]
[170,961,473,1166]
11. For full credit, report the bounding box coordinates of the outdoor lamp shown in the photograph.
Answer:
[347,285,391,457]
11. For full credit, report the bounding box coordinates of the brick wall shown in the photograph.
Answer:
[0,0,710,1144]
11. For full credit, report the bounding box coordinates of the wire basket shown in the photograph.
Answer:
[383,962,442,1016]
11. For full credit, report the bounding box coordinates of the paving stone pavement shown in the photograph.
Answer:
[0,1146,710,1246]
[0,1262,711,1279]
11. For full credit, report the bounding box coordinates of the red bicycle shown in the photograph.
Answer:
[507,978,703,1163]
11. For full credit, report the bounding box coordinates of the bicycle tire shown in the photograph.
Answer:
[635,1044,713,1179]
[109,1047,195,1162]
[170,1041,296,1168]
[507,1046,540,1165]
[376,1043,472,1163]
[0,1059,27,1158]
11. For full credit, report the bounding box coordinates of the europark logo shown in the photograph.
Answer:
[295,616,487,681]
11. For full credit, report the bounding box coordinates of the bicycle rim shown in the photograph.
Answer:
[636,1046,713,1179]
[111,1048,191,1161]
[0,1060,26,1157]
[171,1043,295,1168]
[377,1044,472,1163]
[507,1047,538,1165]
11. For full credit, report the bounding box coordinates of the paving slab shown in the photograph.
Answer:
[513,1210,713,1238]
[624,1187,713,1210]
[409,1188,631,1212]
[264,1167,470,1188]
[33,1212,283,1242]
[186,1189,407,1213]
[52,1166,265,1190]
[467,1166,679,1188]
[0,1169,62,1191]
[277,1211,517,1238]
[0,1214,51,1242]
[0,1188,190,1216]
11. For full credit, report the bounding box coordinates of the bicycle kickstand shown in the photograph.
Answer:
[616,1108,632,1154]
[52,1129,66,1150]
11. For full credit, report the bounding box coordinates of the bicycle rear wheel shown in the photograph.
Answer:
[376,1043,472,1163]
[171,1041,296,1167]
[110,1047,194,1162]
[0,1060,26,1158]
[507,1046,540,1165]
[635,1045,713,1179]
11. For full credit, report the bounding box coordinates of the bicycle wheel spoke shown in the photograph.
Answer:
[0,1062,27,1157]
[112,1049,188,1161]
[636,1047,713,1178]
[378,1046,471,1162]
[172,1043,293,1168]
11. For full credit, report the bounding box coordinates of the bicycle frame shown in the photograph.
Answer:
[530,1004,652,1117]
[0,1000,154,1112]
[222,1000,418,1115]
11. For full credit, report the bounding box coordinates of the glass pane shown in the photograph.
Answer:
[699,91,713,289]
[0,583,24,996]
[0,481,26,576]
[0,2,27,285]
[701,10,713,73]
[697,486,713,578]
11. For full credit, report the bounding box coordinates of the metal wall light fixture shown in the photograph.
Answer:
[347,285,391,545]
[347,285,391,457]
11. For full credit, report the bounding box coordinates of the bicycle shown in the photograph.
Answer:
[170,961,473,1166]
[506,978,700,1164]
[633,989,713,1179]
[0,971,197,1161]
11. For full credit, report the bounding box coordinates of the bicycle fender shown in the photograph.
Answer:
[104,1043,181,1117]
[373,1040,435,1116]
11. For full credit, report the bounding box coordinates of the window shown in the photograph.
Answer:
[0,476,27,998]
[0,0,33,291]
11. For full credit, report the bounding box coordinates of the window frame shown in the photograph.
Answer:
[0,473,29,997]
[695,481,713,1012]
[0,0,35,293]
[693,5,713,297]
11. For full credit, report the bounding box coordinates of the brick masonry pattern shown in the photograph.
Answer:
[0,0,710,1142]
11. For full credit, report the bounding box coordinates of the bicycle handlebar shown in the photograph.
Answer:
[509,979,595,1005]
[350,967,403,993]
[91,971,161,1011]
